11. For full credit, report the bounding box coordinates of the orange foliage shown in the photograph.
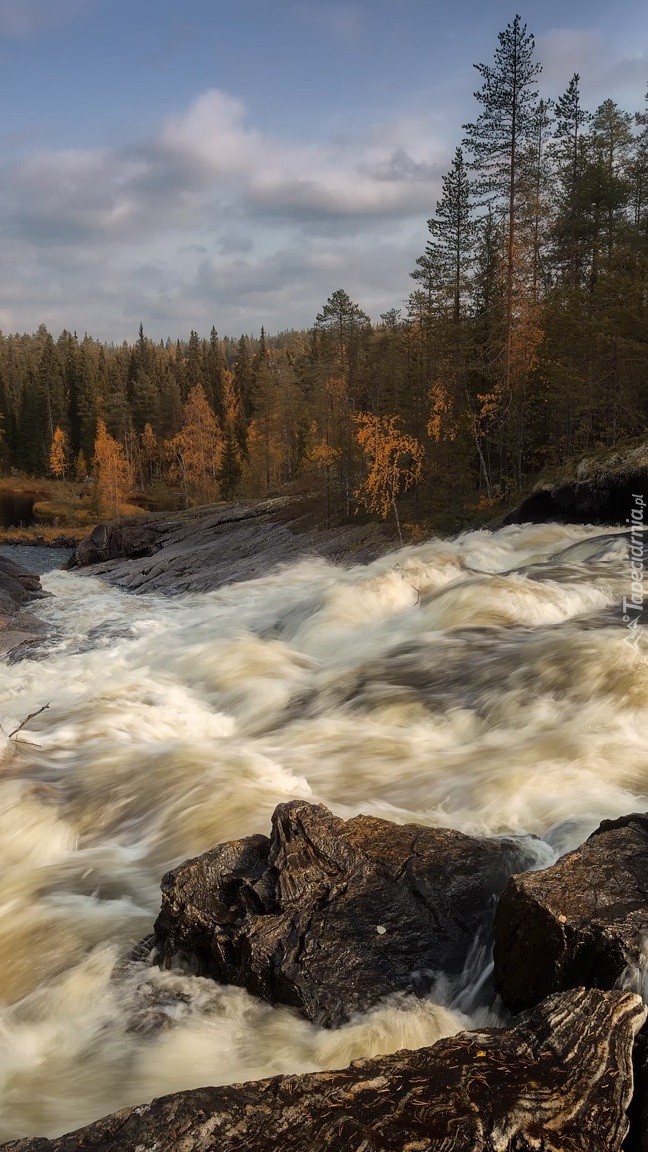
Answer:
[165,384,222,500]
[49,426,68,478]
[93,419,134,516]
[354,413,424,521]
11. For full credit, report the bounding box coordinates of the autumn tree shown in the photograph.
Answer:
[93,419,134,516]
[49,426,68,478]
[165,383,222,503]
[354,414,424,543]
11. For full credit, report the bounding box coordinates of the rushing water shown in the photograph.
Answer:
[0,521,647,1140]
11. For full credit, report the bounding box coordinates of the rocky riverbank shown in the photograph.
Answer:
[64,499,397,593]
[9,800,648,1151]
[505,439,648,525]
[0,554,49,656]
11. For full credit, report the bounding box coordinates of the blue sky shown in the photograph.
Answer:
[0,0,646,342]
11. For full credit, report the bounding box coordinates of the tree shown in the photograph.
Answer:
[551,74,591,287]
[354,413,424,544]
[49,426,68,478]
[74,448,88,481]
[463,15,542,399]
[93,419,134,516]
[423,148,476,322]
[165,384,222,503]
[219,370,243,498]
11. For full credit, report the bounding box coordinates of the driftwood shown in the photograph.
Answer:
[6,988,645,1152]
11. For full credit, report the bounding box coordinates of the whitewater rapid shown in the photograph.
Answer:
[1,522,647,1139]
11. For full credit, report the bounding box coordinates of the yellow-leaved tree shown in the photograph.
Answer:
[354,414,424,544]
[93,419,134,516]
[49,426,68,478]
[165,384,222,504]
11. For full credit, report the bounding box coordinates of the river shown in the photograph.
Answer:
[0,521,646,1140]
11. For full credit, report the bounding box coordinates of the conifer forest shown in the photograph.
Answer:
[2,17,648,526]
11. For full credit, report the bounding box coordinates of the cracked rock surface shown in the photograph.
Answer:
[493,812,648,1013]
[149,799,538,1027]
[6,988,645,1152]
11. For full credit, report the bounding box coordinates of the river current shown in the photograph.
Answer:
[0,521,646,1139]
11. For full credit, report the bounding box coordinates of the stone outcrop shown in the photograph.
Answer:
[6,988,644,1152]
[493,812,648,1013]
[150,800,538,1027]
[504,440,648,524]
[65,499,395,594]
[64,520,160,567]
[0,555,49,655]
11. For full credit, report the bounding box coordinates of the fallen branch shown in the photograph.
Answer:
[8,703,50,738]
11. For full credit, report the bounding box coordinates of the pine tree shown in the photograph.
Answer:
[463,15,542,399]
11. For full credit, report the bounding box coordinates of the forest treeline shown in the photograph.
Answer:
[1,15,648,527]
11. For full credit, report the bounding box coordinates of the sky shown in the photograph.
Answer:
[0,0,646,343]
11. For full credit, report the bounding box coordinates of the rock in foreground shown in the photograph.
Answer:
[151,800,538,1027]
[7,988,644,1152]
[0,555,49,655]
[494,812,648,1013]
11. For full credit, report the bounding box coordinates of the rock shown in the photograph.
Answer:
[66,519,160,567]
[64,499,396,594]
[151,800,538,1027]
[0,556,49,655]
[6,988,645,1152]
[493,812,648,1013]
[504,440,648,524]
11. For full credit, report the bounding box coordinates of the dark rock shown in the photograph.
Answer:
[493,812,648,1013]
[0,556,49,655]
[66,520,161,568]
[504,441,648,525]
[151,800,538,1027]
[6,988,645,1152]
[64,499,396,594]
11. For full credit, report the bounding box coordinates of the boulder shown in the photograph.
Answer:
[151,800,538,1027]
[6,988,645,1152]
[66,520,160,568]
[493,812,648,1013]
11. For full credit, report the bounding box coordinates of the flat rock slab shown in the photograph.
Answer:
[6,988,645,1152]
[65,500,396,594]
[151,800,538,1027]
[493,812,648,1013]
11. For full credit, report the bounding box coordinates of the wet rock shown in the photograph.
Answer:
[493,812,648,1013]
[6,987,645,1152]
[0,556,49,655]
[150,800,538,1027]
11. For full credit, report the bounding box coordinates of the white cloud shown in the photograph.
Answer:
[0,86,444,338]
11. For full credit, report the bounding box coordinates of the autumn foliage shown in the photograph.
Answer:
[93,419,134,516]
[354,414,424,541]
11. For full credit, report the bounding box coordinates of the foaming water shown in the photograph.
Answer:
[0,521,646,1138]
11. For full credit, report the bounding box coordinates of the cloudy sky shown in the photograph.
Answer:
[0,0,646,342]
